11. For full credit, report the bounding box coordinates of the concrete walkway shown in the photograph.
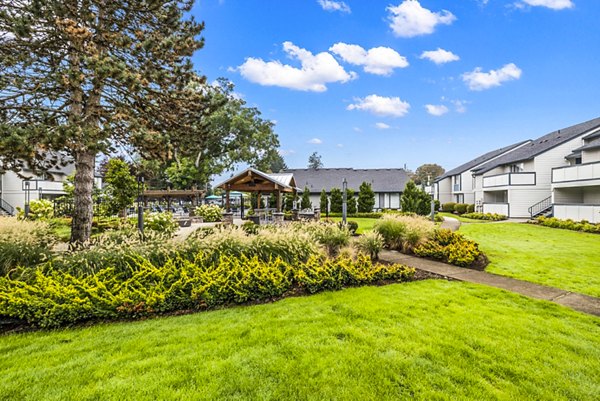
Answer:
[440,216,461,231]
[380,250,600,317]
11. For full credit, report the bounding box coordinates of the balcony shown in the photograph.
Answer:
[483,172,536,188]
[553,204,600,224]
[22,179,66,194]
[483,203,509,216]
[552,161,600,187]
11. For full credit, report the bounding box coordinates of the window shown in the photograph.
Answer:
[509,164,522,173]
[379,193,385,209]
[575,157,582,165]
[455,194,464,203]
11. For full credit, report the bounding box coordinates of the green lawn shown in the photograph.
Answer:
[325,217,379,234]
[1,280,599,400]
[437,212,492,223]
[460,223,600,297]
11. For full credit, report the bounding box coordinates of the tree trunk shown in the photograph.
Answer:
[70,150,96,243]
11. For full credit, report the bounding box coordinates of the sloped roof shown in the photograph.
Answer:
[572,136,600,152]
[436,140,530,181]
[267,172,296,188]
[285,168,410,193]
[472,117,600,175]
[216,168,299,192]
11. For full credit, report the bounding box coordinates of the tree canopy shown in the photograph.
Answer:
[0,2,279,241]
[307,152,323,169]
[412,164,445,185]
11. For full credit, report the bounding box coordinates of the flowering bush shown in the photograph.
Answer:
[16,199,54,220]
[194,204,223,222]
[146,212,179,238]
[414,229,483,268]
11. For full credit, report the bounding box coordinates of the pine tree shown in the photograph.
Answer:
[357,182,375,212]
[284,193,296,211]
[301,186,312,210]
[330,188,343,213]
[401,181,431,216]
[0,2,279,243]
[346,188,357,214]
[319,189,328,213]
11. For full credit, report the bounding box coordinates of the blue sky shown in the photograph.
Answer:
[191,0,600,173]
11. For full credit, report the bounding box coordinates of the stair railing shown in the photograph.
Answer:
[528,196,552,219]
[0,197,15,216]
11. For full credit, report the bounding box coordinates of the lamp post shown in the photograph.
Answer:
[428,175,435,222]
[38,187,43,201]
[24,181,31,218]
[342,178,348,225]
[137,175,145,239]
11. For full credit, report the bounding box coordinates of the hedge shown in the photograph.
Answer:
[461,212,507,221]
[0,254,414,328]
[532,216,600,234]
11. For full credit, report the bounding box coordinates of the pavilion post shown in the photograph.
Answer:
[276,190,282,212]
[226,188,231,212]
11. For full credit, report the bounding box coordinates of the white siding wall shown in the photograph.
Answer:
[534,136,585,186]
[508,187,550,218]
[459,171,475,204]
[437,178,453,204]
[582,148,600,163]
[553,187,583,203]
[483,203,509,215]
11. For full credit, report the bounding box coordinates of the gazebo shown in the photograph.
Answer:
[216,168,298,213]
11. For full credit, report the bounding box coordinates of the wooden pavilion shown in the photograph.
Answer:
[216,168,298,212]
[142,188,204,209]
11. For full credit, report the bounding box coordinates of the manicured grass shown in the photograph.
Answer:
[460,223,600,297]
[1,280,599,400]
[325,217,378,234]
[437,212,491,223]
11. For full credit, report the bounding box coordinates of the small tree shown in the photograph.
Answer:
[401,181,431,216]
[330,187,343,213]
[346,188,357,214]
[320,189,328,213]
[307,152,323,169]
[104,159,137,218]
[301,187,312,209]
[357,182,375,212]
[284,193,296,211]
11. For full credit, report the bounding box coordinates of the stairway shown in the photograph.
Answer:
[0,198,15,216]
[528,196,553,219]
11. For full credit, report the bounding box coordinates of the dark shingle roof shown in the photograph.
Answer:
[284,168,410,193]
[436,140,530,181]
[572,136,600,152]
[472,117,600,175]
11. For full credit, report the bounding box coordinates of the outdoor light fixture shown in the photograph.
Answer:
[342,178,348,225]
[24,181,31,218]
[137,175,145,239]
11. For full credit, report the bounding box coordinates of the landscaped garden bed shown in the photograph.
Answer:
[531,215,600,233]
[0,218,417,330]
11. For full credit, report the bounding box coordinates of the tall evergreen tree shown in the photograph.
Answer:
[319,189,328,213]
[307,152,323,169]
[103,159,137,218]
[357,181,375,212]
[329,187,343,213]
[301,186,312,210]
[346,188,356,215]
[401,181,431,216]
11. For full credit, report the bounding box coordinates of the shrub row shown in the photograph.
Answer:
[0,253,414,328]
[326,212,383,219]
[461,212,507,221]
[533,216,600,234]
[414,229,484,268]
[441,203,475,215]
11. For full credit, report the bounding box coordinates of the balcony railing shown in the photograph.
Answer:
[483,172,536,188]
[482,203,509,216]
[552,161,600,184]
[553,204,600,224]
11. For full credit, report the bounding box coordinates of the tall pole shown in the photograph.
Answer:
[24,181,30,218]
[342,178,347,225]
[137,175,145,239]
[428,175,435,222]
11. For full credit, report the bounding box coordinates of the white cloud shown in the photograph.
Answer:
[347,94,410,117]
[318,0,351,13]
[336,143,344,148]
[519,0,574,10]
[237,41,356,92]
[425,104,449,116]
[278,149,296,156]
[330,43,409,76]
[387,1,456,38]
[353,127,362,133]
[451,100,468,113]
[420,48,460,65]
[462,63,522,91]
[308,138,323,144]
[375,122,391,129]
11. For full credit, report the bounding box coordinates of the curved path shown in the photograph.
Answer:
[440,216,461,232]
[380,250,600,317]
